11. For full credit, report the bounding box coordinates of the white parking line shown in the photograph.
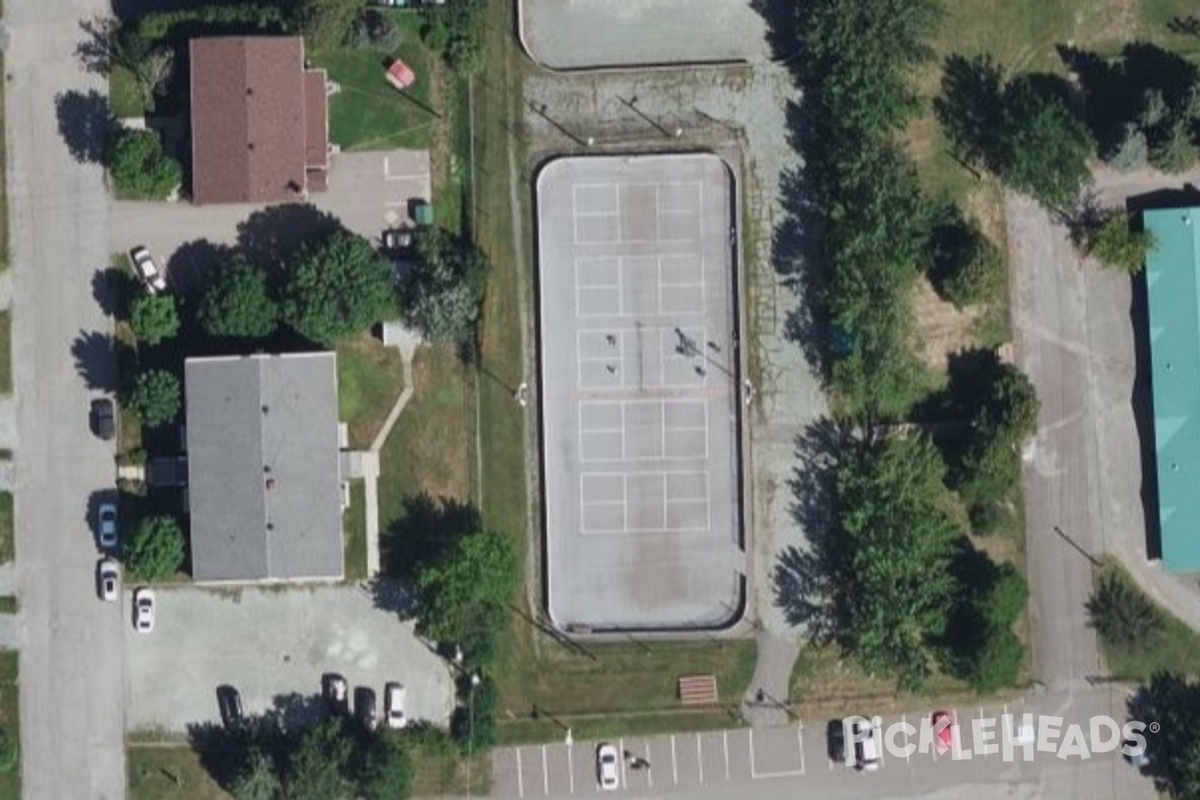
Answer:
[798,725,806,775]
[516,748,525,798]
[723,730,730,780]
[671,735,678,785]
[748,729,755,777]
[542,746,549,795]
[696,734,704,784]
[619,738,626,789]
[645,740,653,788]
[567,743,574,795]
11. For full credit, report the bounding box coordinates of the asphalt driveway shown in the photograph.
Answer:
[123,583,455,732]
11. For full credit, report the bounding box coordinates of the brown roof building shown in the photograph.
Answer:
[189,37,330,205]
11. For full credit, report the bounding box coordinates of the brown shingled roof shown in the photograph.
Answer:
[190,37,329,205]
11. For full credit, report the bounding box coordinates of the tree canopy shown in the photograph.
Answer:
[231,749,281,800]
[106,128,181,200]
[296,0,367,50]
[284,228,396,343]
[287,719,353,800]
[359,732,414,800]
[125,368,181,428]
[830,435,962,689]
[199,256,279,339]
[400,228,489,343]
[123,514,185,582]
[1133,672,1200,798]
[128,293,179,346]
[1085,214,1156,273]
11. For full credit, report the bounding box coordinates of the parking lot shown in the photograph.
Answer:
[107,149,430,294]
[491,690,1155,799]
[123,584,455,732]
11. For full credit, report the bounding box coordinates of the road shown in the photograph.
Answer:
[6,1,124,798]
[1006,191,1105,693]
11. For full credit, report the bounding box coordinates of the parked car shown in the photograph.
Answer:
[932,710,954,753]
[852,719,881,772]
[129,246,167,294]
[826,719,846,764]
[384,682,408,729]
[382,228,415,254]
[596,742,619,791]
[133,587,155,633]
[217,685,244,730]
[323,673,349,717]
[98,502,118,550]
[97,558,119,602]
[90,398,115,441]
[356,687,377,732]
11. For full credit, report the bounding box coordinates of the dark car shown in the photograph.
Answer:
[323,673,349,717]
[91,398,115,441]
[217,685,244,730]
[827,719,846,764]
[382,228,415,254]
[355,686,377,732]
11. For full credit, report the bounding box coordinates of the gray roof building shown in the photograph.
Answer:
[185,352,344,583]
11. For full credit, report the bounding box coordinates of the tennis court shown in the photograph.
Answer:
[536,154,747,630]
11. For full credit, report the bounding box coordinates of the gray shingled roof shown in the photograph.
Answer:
[185,353,343,583]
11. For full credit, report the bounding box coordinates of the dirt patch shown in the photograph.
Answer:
[911,277,984,370]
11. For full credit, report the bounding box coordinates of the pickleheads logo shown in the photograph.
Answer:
[843,714,1153,762]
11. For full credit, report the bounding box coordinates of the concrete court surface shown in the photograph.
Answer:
[492,687,1156,800]
[519,0,769,69]
[124,584,455,732]
[108,149,430,290]
[536,154,746,630]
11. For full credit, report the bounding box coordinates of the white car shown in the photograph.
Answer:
[596,742,619,791]
[130,246,168,294]
[98,503,118,550]
[97,558,119,602]
[133,587,155,633]
[384,682,408,729]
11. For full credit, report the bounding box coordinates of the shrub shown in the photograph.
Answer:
[1087,570,1163,647]
[967,627,1023,693]
[199,256,278,339]
[1106,123,1149,172]
[128,293,180,345]
[1086,214,1155,273]
[125,369,181,428]
[1150,118,1197,174]
[107,128,181,200]
[400,228,489,343]
[123,515,186,582]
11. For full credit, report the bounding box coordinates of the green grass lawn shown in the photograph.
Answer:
[335,335,404,450]
[312,34,439,151]
[1096,563,1200,681]
[343,481,368,581]
[0,494,12,565]
[0,599,16,616]
[0,651,19,799]
[0,312,11,395]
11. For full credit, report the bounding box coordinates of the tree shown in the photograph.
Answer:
[1131,672,1200,797]
[980,562,1029,629]
[1087,570,1163,647]
[927,203,1004,308]
[427,0,487,76]
[123,515,185,582]
[997,78,1095,209]
[450,675,498,752]
[1151,118,1197,173]
[934,54,1006,169]
[128,293,179,345]
[284,228,396,343]
[358,734,413,800]
[1106,123,1149,171]
[126,369,181,428]
[199,256,278,339]
[106,128,181,200]
[297,0,368,50]
[1085,214,1156,273]
[830,436,962,689]
[400,228,489,343]
[414,528,520,662]
[958,364,1039,510]
[966,627,1023,693]
[232,749,281,800]
[287,719,353,800]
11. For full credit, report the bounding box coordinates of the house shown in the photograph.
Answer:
[189,36,330,205]
[184,352,344,583]
[1144,207,1200,571]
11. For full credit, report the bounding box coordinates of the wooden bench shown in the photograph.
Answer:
[677,674,718,706]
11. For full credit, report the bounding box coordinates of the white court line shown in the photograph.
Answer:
[542,746,549,795]
[696,734,704,784]
[723,730,730,780]
[645,740,653,788]
[615,183,623,244]
[671,735,678,785]
[622,472,629,534]
[660,401,667,463]
[567,743,574,795]
[516,748,525,798]
[654,185,661,243]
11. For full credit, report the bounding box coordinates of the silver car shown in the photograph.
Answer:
[130,246,168,294]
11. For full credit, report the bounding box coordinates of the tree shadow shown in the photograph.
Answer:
[54,89,113,164]
[379,492,481,581]
[75,17,115,75]
[236,204,341,278]
[774,417,850,639]
[164,238,236,299]
[749,0,802,74]
[936,537,1001,678]
[365,576,419,618]
[933,53,1006,171]
[92,265,140,320]
[70,330,126,393]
